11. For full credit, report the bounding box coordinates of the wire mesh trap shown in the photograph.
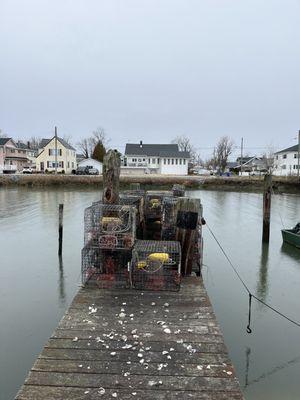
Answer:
[172,184,185,197]
[144,191,173,220]
[131,240,181,291]
[82,246,131,288]
[84,203,136,250]
[161,197,178,240]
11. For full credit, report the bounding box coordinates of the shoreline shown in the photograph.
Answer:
[0,174,300,194]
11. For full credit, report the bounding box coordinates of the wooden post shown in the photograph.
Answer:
[58,204,64,255]
[175,198,201,275]
[262,173,272,243]
[102,150,121,204]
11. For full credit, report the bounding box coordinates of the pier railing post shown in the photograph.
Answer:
[262,173,272,243]
[58,203,64,255]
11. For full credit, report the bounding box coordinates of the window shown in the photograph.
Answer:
[148,158,150,164]
[143,158,145,162]
[138,158,141,162]
[175,159,178,165]
[179,159,182,165]
[294,165,299,169]
[164,159,166,164]
[283,154,287,159]
[67,161,70,168]
[294,154,298,159]
[49,149,62,156]
[282,165,286,169]
[171,159,174,165]
[10,149,15,153]
[152,158,155,164]
[157,158,160,164]
[183,159,186,165]
[72,162,74,168]
[276,155,278,160]
[168,159,170,164]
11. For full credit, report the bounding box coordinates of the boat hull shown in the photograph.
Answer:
[281,229,300,249]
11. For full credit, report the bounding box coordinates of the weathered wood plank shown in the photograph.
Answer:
[25,371,241,392]
[32,358,234,378]
[45,338,227,354]
[39,348,231,365]
[16,386,244,400]
[52,328,224,343]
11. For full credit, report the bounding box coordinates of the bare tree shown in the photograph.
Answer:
[62,135,72,145]
[172,135,198,163]
[77,138,90,158]
[215,136,234,173]
[77,127,109,159]
[261,145,275,173]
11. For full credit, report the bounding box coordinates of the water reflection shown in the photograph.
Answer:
[244,347,251,389]
[280,243,300,263]
[245,353,300,388]
[256,243,270,303]
[58,255,66,306]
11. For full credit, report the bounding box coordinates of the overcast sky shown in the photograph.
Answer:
[1,0,300,159]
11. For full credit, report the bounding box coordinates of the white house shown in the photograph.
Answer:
[274,145,299,176]
[78,158,103,174]
[122,142,190,175]
[36,136,76,174]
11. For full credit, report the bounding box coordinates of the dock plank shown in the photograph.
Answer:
[16,277,244,399]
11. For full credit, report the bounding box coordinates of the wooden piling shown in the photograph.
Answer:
[262,173,272,243]
[102,150,121,205]
[58,204,64,256]
[175,198,201,275]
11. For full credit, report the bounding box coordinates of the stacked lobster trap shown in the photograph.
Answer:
[131,240,181,291]
[82,202,136,287]
[161,196,179,240]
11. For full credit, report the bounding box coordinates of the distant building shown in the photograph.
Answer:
[0,138,29,173]
[78,158,103,174]
[36,136,76,174]
[274,145,299,176]
[123,141,190,175]
[16,141,37,168]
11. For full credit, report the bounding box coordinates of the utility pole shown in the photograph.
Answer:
[55,126,58,175]
[298,130,300,181]
[262,173,272,243]
[240,137,244,176]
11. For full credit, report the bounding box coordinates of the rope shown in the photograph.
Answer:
[206,223,300,332]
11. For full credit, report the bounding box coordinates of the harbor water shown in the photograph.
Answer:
[0,187,300,400]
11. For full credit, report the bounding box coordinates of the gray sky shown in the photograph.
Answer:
[1,0,300,159]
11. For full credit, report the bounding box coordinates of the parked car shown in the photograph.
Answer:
[76,166,99,175]
[22,167,33,174]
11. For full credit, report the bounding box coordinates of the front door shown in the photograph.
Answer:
[40,162,44,171]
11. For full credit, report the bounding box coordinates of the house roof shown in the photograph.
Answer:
[275,144,298,154]
[0,137,11,145]
[40,136,75,151]
[125,143,190,158]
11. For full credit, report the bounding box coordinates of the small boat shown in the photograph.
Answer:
[281,223,300,249]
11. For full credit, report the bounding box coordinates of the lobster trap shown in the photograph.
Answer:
[82,246,131,288]
[172,184,185,197]
[144,191,173,220]
[161,197,178,240]
[84,203,136,250]
[131,240,181,291]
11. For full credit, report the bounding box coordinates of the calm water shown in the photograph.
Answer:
[0,187,300,400]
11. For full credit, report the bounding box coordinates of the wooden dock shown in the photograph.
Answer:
[16,277,244,399]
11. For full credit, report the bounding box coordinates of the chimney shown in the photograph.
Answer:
[139,140,143,148]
